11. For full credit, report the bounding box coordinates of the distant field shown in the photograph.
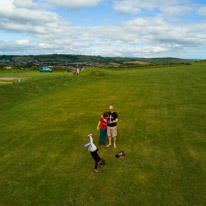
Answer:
[0,62,206,206]
[109,62,121,66]
[0,71,71,85]
[124,60,149,65]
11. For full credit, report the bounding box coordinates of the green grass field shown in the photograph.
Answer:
[0,63,206,206]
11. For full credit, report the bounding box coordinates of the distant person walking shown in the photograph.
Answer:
[107,105,118,148]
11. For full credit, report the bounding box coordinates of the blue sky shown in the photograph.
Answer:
[0,0,206,58]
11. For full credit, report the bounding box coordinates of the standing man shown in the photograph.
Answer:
[107,105,118,148]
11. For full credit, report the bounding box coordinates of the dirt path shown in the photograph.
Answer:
[0,77,29,84]
[0,77,28,80]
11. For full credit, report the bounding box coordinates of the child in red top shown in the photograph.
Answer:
[97,112,109,146]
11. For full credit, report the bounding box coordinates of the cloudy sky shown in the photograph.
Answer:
[0,0,206,58]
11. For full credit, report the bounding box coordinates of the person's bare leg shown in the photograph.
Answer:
[107,137,112,147]
[113,137,117,148]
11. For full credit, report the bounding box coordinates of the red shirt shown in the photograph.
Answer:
[100,118,108,129]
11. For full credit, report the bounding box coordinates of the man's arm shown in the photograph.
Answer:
[111,118,118,123]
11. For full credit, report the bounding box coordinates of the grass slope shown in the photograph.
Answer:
[0,63,206,206]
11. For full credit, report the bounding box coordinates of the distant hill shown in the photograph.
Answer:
[0,54,191,68]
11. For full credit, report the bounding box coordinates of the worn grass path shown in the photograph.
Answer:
[0,63,206,206]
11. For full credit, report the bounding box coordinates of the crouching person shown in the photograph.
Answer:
[85,134,105,173]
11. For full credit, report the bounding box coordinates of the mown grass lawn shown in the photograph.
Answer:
[0,63,206,206]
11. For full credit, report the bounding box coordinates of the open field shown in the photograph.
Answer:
[0,62,206,206]
[124,60,149,65]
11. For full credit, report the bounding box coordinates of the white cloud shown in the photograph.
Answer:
[16,39,30,45]
[13,0,39,9]
[197,6,206,16]
[113,0,193,16]
[1,14,206,58]
[160,5,193,16]
[114,1,141,15]
[0,0,72,38]
[43,0,102,9]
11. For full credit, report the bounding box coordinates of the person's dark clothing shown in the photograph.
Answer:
[90,149,101,169]
[108,112,118,127]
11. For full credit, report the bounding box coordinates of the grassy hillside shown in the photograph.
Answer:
[0,63,206,206]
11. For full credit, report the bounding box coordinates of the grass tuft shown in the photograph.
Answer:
[81,67,108,77]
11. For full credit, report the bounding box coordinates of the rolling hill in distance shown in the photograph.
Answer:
[0,54,193,66]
